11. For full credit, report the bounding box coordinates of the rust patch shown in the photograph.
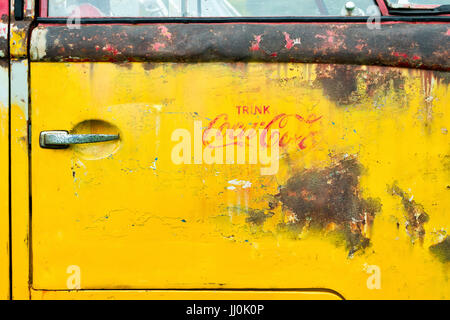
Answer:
[30,23,450,71]
[443,155,450,174]
[434,71,450,86]
[245,209,275,226]
[10,20,33,59]
[429,237,450,263]
[272,155,382,255]
[228,206,275,227]
[315,65,358,105]
[363,68,405,97]
[315,65,406,105]
[389,182,429,245]
[0,14,7,58]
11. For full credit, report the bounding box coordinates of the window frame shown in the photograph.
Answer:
[383,0,450,15]
[39,0,384,18]
[36,0,450,21]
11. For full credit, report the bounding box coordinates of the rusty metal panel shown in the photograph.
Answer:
[30,23,450,70]
[30,61,449,299]
[10,0,34,59]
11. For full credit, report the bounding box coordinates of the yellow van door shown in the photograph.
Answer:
[27,3,449,299]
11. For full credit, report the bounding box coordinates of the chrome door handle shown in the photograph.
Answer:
[40,130,120,149]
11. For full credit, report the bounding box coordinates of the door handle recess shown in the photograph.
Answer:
[40,130,120,149]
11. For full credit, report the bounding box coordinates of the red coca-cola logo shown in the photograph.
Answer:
[203,113,322,150]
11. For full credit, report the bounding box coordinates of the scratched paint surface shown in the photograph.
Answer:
[0,0,8,300]
[10,59,31,300]
[9,0,36,300]
[30,62,449,299]
[0,58,8,300]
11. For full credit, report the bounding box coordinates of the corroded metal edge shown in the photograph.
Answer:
[30,23,450,71]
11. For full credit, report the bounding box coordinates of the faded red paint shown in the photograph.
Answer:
[158,26,172,40]
[283,32,295,50]
[73,4,103,17]
[375,0,390,16]
[152,42,166,51]
[250,34,262,52]
[393,52,408,58]
[355,41,367,51]
[203,113,322,151]
[40,0,49,17]
[390,4,440,9]
[316,30,336,44]
[102,44,119,56]
[315,28,347,53]
[0,0,7,16]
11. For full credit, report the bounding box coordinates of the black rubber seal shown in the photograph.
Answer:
[35,16,450,24]
[14,0,24,21]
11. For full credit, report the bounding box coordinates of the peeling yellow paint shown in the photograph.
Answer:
[29,62,449,299]
[10,59,30,300]
[10,25,27,58]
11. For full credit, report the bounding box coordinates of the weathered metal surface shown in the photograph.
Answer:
[30,23,450,71]
[274,155,382,256]
[39,131,120,149]
[10,20,32,58]
[24,0,35,19]
[9,0,35,300]
[0,0,8,301]
[30,62,449,299]
[0,7,7,58]
[429,237,450,263]
[10,0,34,59]
[13,1,449,300]
[10,58,31,300]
